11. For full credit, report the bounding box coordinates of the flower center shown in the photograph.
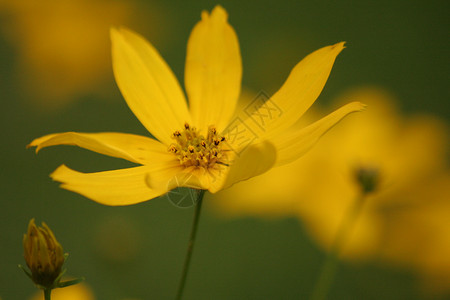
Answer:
[168,123,228,169]
[354,166,379,194]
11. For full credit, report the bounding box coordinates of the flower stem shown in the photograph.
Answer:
[310,194,366,300]
[44,288,52,300]
[175,189,206,300]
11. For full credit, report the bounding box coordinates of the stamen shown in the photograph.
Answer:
[168,122,228,169]
[168,145,178,153]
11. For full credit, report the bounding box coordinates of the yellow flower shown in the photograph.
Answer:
[294,88,449,261]
[211,87,450,292]
[378,174,450,294]
[28,6,364,206]
[23,219,65,288]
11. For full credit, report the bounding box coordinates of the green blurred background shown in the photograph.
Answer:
[1,0,449,299]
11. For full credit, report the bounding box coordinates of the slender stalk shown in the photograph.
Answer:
[175,189,206,300]
[310,194,366,300]
[44,288,52,300]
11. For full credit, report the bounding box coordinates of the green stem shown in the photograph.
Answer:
[44,288,52,300]
[310,194,366,300]
[175,189,206,300]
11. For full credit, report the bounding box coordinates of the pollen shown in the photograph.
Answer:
[168,123,229,169]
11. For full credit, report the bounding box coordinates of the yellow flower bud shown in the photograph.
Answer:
[23,219,65,288]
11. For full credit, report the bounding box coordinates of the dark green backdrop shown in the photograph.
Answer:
[1,0,448,299]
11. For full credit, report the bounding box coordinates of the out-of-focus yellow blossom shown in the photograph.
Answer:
[28,6,364,206]
[30,282,95,300]
[211,87,449,292]
[23,219,65,288]
[295,88,448,261]
[0,0,160,109]
[379,174,450,294]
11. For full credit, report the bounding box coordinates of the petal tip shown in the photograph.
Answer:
[211,5,228,20]
[50,164,69,181]
[332,41,346,54]
[201,10,209,20]
[26,140,40,153]
[110,26,135,43]
[354,101,368,111]
[201,5,228,23]
[110,26,120,40]
[341,101,368,115]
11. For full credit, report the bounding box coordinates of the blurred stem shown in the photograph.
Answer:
[310,193,366,300]
[175,189,206,300]
[44,288,52,300]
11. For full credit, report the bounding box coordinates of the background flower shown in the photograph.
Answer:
[210,86,450,294]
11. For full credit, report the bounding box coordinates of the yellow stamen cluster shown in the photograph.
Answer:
[169,123,228,169]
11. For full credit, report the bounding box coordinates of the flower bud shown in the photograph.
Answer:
[23,218,65,288]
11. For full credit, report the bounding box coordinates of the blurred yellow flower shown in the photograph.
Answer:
[0,0,160,109]
[29,5,364,206]
[378,174,450,294]
[29,282,95,300]
[211,87,449,293]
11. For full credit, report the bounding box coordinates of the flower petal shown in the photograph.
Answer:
[111,27,191,145]
[249,42,346,139]
[185,5,242,132]
[28,132,172,165]
[51,164,180,206]
[272,102,366,166]
[208,140,277,193]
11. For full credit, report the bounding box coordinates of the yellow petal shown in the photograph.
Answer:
[149,166,218,193]
[249,42,346,139]
[51,164,181,206]
[111,27,191,145]
[28,132,171,165]
[165,170,206,191]
[185,5,242,132]
[208,140,277,193]
[273,102,366,166]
